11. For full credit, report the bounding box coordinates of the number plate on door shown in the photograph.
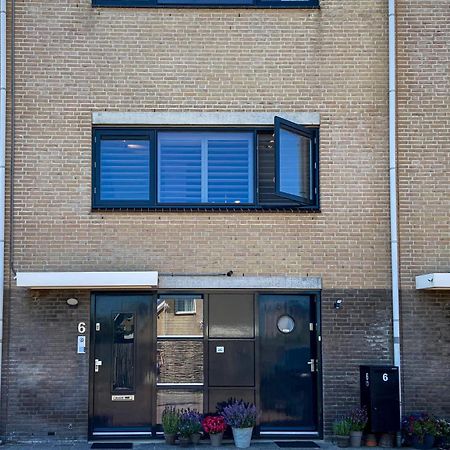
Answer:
[111,395,135,401]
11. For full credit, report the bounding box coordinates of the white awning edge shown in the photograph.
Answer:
[416,273,450,290]
[16,271,159,289]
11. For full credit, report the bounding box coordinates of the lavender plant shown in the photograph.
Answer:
[221,400,257,429]
[178,409,203,437]
[348,406,368,432]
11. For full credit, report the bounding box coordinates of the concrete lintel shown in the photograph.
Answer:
[158,275,322,290]
[92,111,321,126]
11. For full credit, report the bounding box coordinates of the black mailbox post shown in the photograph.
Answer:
[360,365,400,433]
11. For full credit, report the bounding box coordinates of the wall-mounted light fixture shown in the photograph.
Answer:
[334,298,343,310]
[66,297,79,307]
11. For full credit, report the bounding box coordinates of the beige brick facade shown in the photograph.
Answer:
[1,0,449,442]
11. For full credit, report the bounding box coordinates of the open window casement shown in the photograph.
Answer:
[274,116,318,206]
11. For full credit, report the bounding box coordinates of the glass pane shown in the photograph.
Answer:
[279,128,312,200]
[100,139,150,201]
[113,313,135,391]
[156,390,203,423]
[157,340,204,383]
[157,295,203,337]
[207,136,253,204]
[157,132,254,205]
[158,136,202,203]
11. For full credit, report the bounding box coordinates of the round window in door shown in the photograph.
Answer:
[277,315,295,334]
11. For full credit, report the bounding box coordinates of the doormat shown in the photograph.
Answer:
[275,441,320,448]
[91,444,133,449]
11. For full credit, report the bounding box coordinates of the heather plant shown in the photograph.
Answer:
[202,415,227,435]
[221,400,257,429]
[348,406,368,432]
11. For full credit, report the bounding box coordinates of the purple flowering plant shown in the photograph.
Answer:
[348,406,368,432]
[221,400,257,429]
[178,408,203,437]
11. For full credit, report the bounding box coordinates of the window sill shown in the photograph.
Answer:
[91,206,321,213]
[92,0,319,8]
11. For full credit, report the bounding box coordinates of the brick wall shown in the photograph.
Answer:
[2,289,90,440]
[396,0,450,419]
[1,0,449,441]
[7,0,390,289]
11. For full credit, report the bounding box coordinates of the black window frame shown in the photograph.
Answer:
[92,124,319,212]
[274,116,318,206]
[92,0,319,9]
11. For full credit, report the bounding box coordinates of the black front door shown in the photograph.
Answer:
[259,294,319,433]
[91,293,153,436]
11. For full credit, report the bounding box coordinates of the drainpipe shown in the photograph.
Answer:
[0,0,6,410]
[388,0,402,419]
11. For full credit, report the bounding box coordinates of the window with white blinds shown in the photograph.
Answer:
[93,122,319,210]
[99,138,150,201]
[158,132,254,205]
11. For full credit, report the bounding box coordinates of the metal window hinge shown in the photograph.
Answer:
[315,187,318,195]
[94,161,97,168]
[309,323,314,331]
[94,187,97,194]
[94,136,97,143]
[96,323,100,331]
[314,162,317,169]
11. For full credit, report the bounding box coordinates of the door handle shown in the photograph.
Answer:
[95,358,103,373]
[307,359,316,372]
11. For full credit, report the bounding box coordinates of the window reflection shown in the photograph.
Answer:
[156,390,203,423]
[113,313,135,391]
[157,295,203,336]
[157,340,204,384]
[279,128,312,200]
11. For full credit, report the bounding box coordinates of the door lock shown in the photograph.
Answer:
[307,359,316,372]
[95,358,103,373]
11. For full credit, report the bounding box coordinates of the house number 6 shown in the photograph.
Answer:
[78,322,86,334]
[382,373,389,382]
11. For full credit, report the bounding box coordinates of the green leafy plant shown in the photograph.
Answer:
[161,406,180,434]
[412,416,438,442]
[333,418,352,436]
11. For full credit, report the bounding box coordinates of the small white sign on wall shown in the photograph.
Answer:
[216,346,224,353]
[77,335,86,354]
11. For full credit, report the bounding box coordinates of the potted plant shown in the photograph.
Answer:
[435,418,450,450]
[222,399,257,449]
[412,415,437,449]
[178,408,202,446]
[333,418,352,448]
[348,406,368,447]
[202,415,227,446]
[161,406,180,445]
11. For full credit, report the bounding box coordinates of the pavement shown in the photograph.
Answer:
[0,440,351,450]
